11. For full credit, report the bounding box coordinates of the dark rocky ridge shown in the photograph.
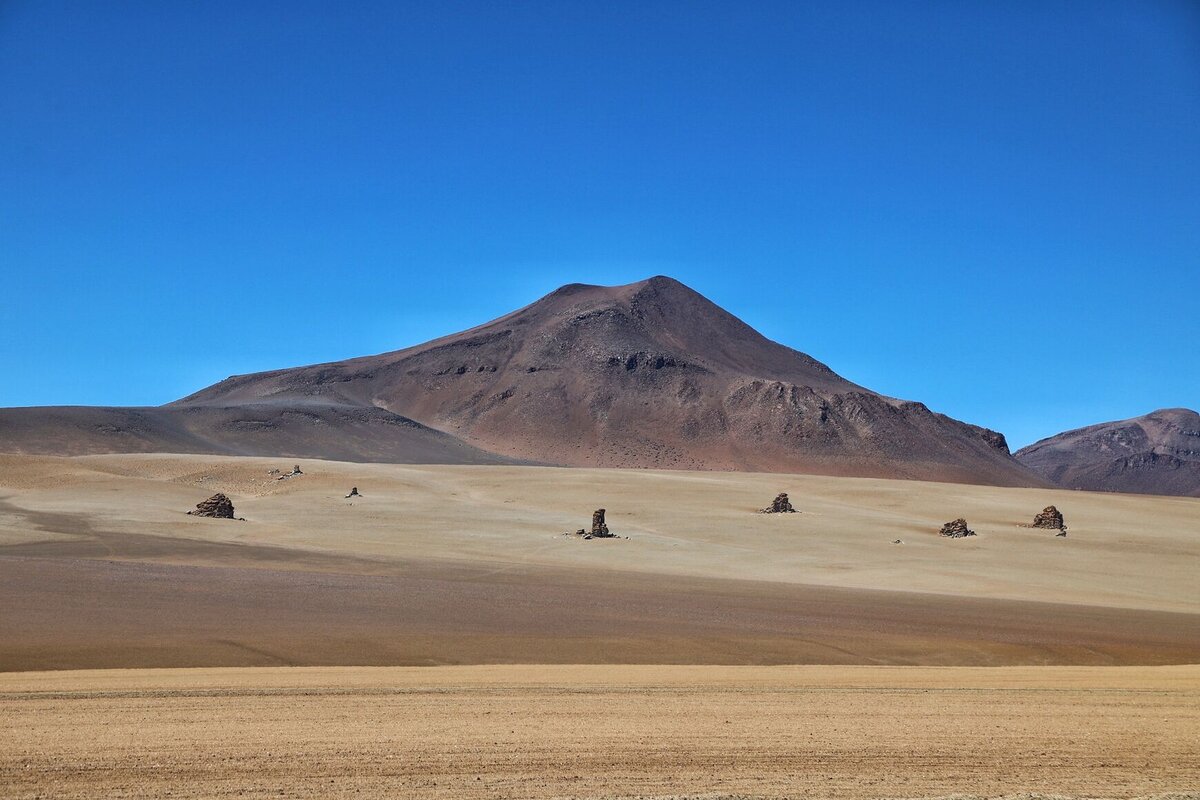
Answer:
[1016,408,1200,497]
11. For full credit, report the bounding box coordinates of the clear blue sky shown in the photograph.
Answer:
[2,1,1197,448]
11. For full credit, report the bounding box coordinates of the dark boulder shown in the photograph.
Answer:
[1032,505,1065,530]
[939,518,976,538]
[760,493,796,513]
[188,493,235,519]
[591,508,613,537]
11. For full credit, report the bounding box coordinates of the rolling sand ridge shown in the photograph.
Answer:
[2,453,1198,798]
[1,452,1197,670]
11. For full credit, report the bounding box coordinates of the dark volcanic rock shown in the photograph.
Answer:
[590,508,612,538]
[760,493,796,513]
[188,493,235,519]
[1032,505,1065,530]
[939,518,975,538]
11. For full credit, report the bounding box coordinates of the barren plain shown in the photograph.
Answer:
[2,664,1198,799]
[2,453,1198,798]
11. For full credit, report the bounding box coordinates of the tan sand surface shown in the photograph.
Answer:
[1,664,1197,799]
[0,453,1197,669]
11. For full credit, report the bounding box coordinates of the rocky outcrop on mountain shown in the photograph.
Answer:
[1017,408,1200,497]
[939,518,975,538]
[188,493,235,519]
[760,493,796,513]
[1032,505,1065,530]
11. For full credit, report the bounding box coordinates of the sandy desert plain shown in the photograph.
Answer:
[1,452,1198,798]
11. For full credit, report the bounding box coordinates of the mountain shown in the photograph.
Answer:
[1016,408,1200,497]
[0,276,1045,485]
[0,404,517,465]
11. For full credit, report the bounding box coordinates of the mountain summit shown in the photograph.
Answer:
[0,277,1043,485]
[163,276,1037,485]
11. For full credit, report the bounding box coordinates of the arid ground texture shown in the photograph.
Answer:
[1,453,1198,798]
[2,665,1197,799]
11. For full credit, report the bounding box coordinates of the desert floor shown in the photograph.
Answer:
[1,452,1198,669]
[2,664,1198,799]
[2,454,1198,798]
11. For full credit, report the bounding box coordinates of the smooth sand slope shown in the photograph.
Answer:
[2,664,1197,799]
[1,453,1197,670]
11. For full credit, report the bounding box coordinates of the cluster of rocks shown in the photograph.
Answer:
[188,493,237,519]
[1032,505,1066,532]
[273,465,303,481]
[939,518,976,538]
[759,493,796,513]
[567,508,617,540]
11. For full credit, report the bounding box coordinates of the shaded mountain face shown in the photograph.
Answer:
[1016,408,1200,497]
[0,405,517,465]
[170,276,1039,485]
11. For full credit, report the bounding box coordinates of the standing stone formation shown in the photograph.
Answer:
[590,508,612,538]
[188,493,235,519]
[276,465,304,481]
[760,493,796,513]
[1032,505,1065,530]
[939,518,976,538]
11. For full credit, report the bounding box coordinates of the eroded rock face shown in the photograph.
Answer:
[1032,505,1065,530]
[760,493,796,513]
[939,518,975,538]
[591,508,612,537]
[188,493,235,519]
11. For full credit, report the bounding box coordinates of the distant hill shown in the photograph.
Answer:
[1016,408,1200,497]
[0,404,516,465]
[1,276,1045,485]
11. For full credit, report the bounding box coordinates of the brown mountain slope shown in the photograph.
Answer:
[0,404,517,464]
[1016,408,1200,497]
[175,276,1041,485]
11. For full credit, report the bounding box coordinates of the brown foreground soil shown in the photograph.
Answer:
[1,664,1197,799]
[3,553,1199,670]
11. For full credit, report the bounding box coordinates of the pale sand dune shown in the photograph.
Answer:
[2,453,1196,610]
[1,664,1197,799]
[0,453,1197,670]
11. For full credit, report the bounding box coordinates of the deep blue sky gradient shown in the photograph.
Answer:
[2,1,1198,448]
